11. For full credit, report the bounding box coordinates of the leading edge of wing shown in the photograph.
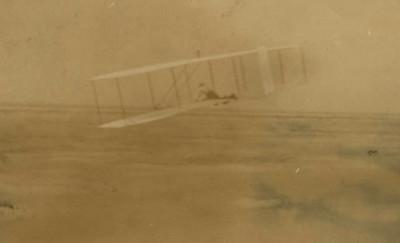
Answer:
[99,100,226,128]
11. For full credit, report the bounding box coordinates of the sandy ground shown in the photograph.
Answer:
[1,102,400,243]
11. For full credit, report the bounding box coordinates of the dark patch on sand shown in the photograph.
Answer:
[254,183,400,242]
[368,150,379,156]
[0,200,15,210]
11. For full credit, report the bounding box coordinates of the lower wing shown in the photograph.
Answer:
[99,100,230,128]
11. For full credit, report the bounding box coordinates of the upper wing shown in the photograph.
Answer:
[91,50,258,81]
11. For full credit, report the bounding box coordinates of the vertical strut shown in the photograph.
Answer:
[91,81,103,124]
[115,79,127,119]
[277,50,285,84]
[169,68,181,106]
[231,57,241,96]
[238,56,247,90]
[146,73,156,109]
[207,60,216,90]
[300,48,308,83]
[183,65,193,101]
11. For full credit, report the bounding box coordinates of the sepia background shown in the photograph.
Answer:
[1,1,400,243]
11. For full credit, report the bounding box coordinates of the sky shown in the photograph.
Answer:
[1,0,400,112]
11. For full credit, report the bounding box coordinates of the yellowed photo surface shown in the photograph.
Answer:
[1,1,400,243]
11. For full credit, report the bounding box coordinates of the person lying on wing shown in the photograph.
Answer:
[196,83,238,103]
